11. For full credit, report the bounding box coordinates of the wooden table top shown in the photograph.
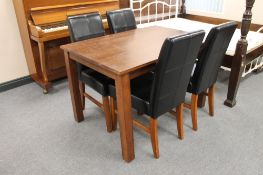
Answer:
[61,26,186,75]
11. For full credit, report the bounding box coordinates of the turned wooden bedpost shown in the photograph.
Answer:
[181,0,186,17]
[224,0,255,107]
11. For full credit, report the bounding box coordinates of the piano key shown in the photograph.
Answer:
[42,25,68,33]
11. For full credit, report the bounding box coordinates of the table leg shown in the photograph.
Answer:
[64,52,84,122]
[115,74,135,162]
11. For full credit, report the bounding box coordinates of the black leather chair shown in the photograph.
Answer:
[186,22,237,131]
[106,8,137,34]
[67,12,113,133]
[108,31,205,158]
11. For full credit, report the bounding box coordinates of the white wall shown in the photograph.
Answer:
[0,0,28,83]
[187,0,263,25]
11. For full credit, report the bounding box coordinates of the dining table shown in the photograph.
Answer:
[61,26,188,162]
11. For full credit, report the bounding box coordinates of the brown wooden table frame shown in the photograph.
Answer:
[64,51,156,162]
[62,27,186,162]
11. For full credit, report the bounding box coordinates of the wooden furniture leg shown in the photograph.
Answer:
[176,103,184,140]
[208,85,215,116]
[102,97,113,133]
[137,111,144,115]
[150,118,159,159]
[38,42,50,94]
[184,85,215,131]
[224,53,244,107]
[133,117,160,158]
[110,96,118,131]
[224,0,255,108]
[191,94,198,131]
[198,92,206,108]
[111,97,160,158]
[64,52,84,122]
[115,74,135,162]
[79,81,85,110]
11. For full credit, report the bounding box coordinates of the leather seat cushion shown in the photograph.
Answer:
[187,63,197,94]
[80,68,113,96]
[108,72,153,115]
[187,82,195,95]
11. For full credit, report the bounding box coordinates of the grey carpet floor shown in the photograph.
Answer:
[0,70,263,175]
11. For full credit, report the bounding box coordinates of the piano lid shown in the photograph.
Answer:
[29,0,119,26]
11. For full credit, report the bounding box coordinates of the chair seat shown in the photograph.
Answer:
[187,82,195,94]
[80,68,113,96]
[187,63,197,94]
[108,72,154,115]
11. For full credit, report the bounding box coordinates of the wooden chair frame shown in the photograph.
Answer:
[79,81,113,133]
[184,84,215,131]
[109,96,184,158]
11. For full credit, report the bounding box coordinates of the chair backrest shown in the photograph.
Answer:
[67,12,105,75]
[149,30,205,117]
[106,8,137,34]
[191,21,238,94]
[67,12,105,42]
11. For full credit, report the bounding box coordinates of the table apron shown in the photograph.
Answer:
[67,51,156,81]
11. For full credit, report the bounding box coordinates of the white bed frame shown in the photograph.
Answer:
[130,0,263,77]
[130,0,179,24]
[130,0,263,107]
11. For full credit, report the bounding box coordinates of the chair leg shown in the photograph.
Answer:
[110,98,160,158]
[208,85,215,117]
[110,97,118,131]
[137,110,144,116]
[191,94,198,131]
[150,118,159,159]
[79,81,85,110]
[176,103,184,140]
[102,96,113,133]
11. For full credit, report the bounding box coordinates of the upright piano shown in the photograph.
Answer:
[13,0,120,93]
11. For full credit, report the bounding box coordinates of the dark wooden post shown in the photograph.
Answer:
[255,29,263,73]
[181,0,186,17]
[224,0,255,107]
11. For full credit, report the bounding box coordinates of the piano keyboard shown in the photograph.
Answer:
[42,25,68,33]
[38,19,108,33]
[37,22,68,33]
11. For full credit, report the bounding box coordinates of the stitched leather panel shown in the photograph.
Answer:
[189,22,237,94]
[67,12,105,42]
[149,30,205,117]
[67,12,111,96]
[106,8,137,34]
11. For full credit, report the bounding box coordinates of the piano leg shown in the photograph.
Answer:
[43,87,49,94]
[38,42,52,94]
